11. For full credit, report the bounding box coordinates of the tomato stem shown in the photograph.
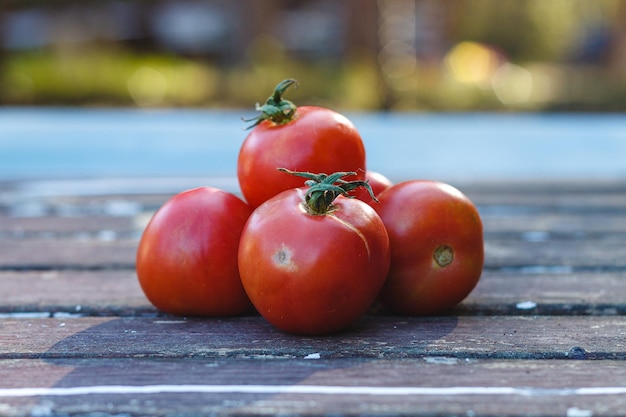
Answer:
[242,79,299,129]
[278,168,377,215]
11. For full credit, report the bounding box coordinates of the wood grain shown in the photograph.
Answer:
[0,315,623,360]
[1,358,625,416]
[1,179,625,416]
[2,237,625,270]
[1,270,624,316]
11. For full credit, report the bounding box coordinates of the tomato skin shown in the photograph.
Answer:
[238,188,390,335]
[136,187,253,317]
[354,170,393,204]
[374,180,484,315]
[238,106,366,208]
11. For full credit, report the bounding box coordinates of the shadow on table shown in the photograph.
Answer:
[38,315,458,413]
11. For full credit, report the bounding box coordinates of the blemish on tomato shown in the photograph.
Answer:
[273,244,298,272]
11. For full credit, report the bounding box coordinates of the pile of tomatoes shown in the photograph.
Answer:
[136,79,484,335]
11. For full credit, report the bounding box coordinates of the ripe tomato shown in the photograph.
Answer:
[374,180,484,315]
[238,79,366,208]
[136,187,253,317]
[238,172,390,335]
[354,170,393,204]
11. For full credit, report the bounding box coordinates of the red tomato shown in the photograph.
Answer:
[238,79,366,208]
[238,177,390,335]
[374,180,484,315]
[136,187,253,316]
[354,170,393,204]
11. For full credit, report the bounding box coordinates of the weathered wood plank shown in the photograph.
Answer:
[2,236,625,270]
[1,358,625,416]
[0,271,153,316]
[460,179,626,205]
[0,216,137,239]
[484,238,626,269]
[4,211,626,238]
[3,357,626,389]
[482,213,626,234]
[1,270,624,316]
[3,388,625,417]
[1,316,623,360]
[0,240,138,270]
[460,271,626,315]
[5,178,626,213]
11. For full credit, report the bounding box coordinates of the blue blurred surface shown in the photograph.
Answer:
[1,108,625,189]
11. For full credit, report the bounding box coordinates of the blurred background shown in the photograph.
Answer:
[2,0,626,112]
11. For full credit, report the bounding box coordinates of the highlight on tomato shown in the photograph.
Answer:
[238,79,367,208]
[374,180,484,316]
[136,187,254,317]
[238,169,391,335]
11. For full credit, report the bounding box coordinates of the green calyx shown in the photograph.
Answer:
[279,168,377,215]
[243,79,299,129]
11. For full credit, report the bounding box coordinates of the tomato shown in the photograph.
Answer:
[136,187,253,316]
[238,79,366,208]
[238,171,390,335]
[374,180,484,315]
[354,170,393,204]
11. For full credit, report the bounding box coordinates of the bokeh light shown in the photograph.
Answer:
[444,41,503,87]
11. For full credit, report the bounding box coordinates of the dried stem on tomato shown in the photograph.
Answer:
[243,79,299,129]
[278,168,377,215]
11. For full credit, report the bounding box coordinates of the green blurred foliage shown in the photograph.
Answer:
[1,0,625,111]
[2,47,218,106]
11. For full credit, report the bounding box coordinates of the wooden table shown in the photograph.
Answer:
[1,176,625,416]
